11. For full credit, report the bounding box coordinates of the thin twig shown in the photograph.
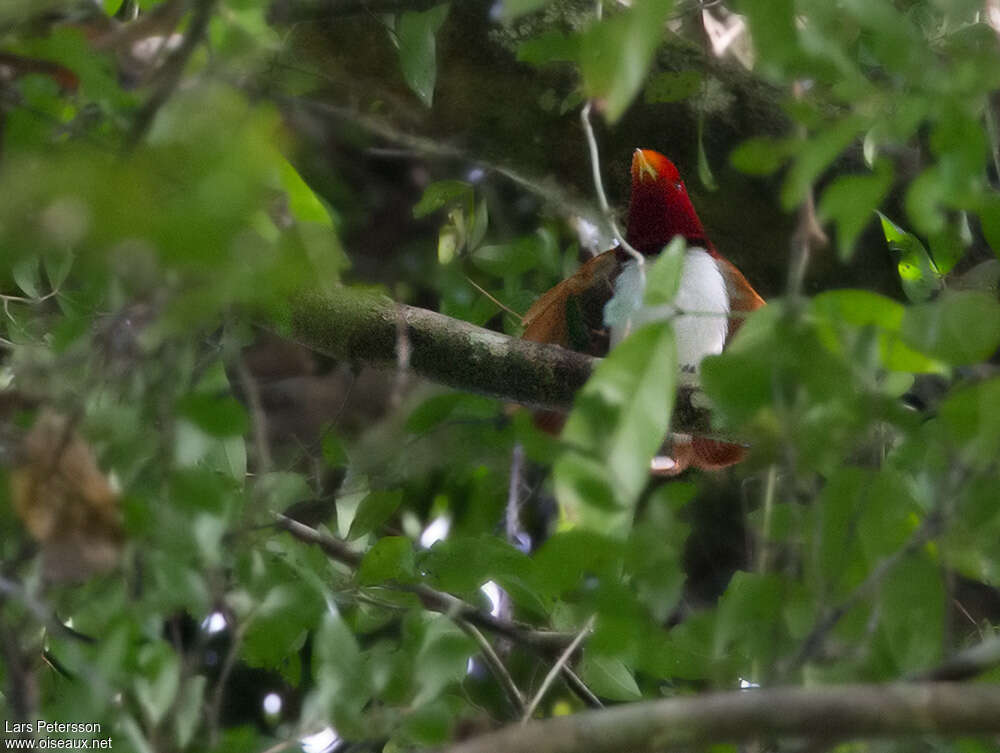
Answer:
[579,103,644,267]
[784,511,944,676]
[127,0,218,148]
[0,575,95,643]
[207,608,256,746]
[458,620,526,717]
[465,275,525,324]
[561,665,603,709]
[235,354,273,476]
[273,513,575,651]
[522,615,595,721]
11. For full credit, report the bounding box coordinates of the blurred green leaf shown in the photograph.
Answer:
[556,321,675,530]
[134,642,180,726]
[517,31,579,66]
[782,116,867,209]
[174,676,206,749]
[176,393,249,437]
[498,0,552,21]
[644,71,701,103]
[715,572,784,666]
[818,159,894,260]
[577,0,675,123]
[730,137,792,176]
[578,654,642,701]
[738,0,798,71]
[12,256,41,298]
[396,4,451,107]
[644,236,685,305]
[358,536,416,584]
[44,248,74,290]
[901,291,1000,365]
[472,234,546,277]
[347,490,404,540]
[979,195,1000,259]
[414,180,472,219]
[879,555,943,672]
[940,378,1000,467]
[413,618,477,706]
[697,113,718,191]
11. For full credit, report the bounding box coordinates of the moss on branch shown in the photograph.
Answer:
[280,288,708,432]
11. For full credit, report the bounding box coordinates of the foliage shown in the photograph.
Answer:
[1,0,999,752]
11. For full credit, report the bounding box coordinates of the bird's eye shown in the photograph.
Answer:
[674,182,684,191]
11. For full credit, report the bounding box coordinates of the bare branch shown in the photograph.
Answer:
[458,620,526,717]
[522,616,594,722]
[439,683,1000,753]
[273,513,574,651]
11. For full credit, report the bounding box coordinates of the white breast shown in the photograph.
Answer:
[606,248,729,373]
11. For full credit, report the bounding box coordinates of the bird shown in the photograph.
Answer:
[522,148,765,473]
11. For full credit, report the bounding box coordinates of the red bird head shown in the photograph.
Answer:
[625,149,709,254]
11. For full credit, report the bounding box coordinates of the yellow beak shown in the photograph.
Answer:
[632,148,659,183]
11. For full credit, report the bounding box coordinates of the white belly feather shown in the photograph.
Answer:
[606,249,729,373]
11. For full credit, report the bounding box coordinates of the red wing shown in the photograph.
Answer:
[522,250,620,347]
[716,256,766,341]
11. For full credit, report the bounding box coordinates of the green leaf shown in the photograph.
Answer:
[578,654,642,701]
[347,490,404,540]
[577,0,675,123]
[43,248,74,290]
[278,158,334,226]
[644,71,702,103]
[498,0,552,21]
[901,291,1000,365]
[413,618,477,706]
[644,236,686,305]
[818,159,894,260]
[244,583,321,670]
[532,530,623,598]
[312,611,367,718]
[396,4,450,107]
[12,256,41,298]
[134,642,181,726]
[174,676,206,749]
[730,138,792,176]
[939,378,1000,467]
[471,234,545,277]
[782,116,867,209]
[322,433,348,466]
[697,112,717,191]
[556,321,675,531]
[517,31,579,66]
[714,572,784,665]
[879,555,944,672]
[979,194,1000,259]
[413,180,471,219]
[469,197,489,251]
[738,0,798,70]
[176,392,249,437]
[811,289,941,373]
[405,393,495,433]
[878,212,942,303]
[358,536,415,584]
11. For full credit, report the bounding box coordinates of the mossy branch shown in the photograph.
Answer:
[278,288,707,431]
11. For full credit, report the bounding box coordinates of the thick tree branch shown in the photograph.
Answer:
[438,683,1000,753]
[279,288,707,431]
